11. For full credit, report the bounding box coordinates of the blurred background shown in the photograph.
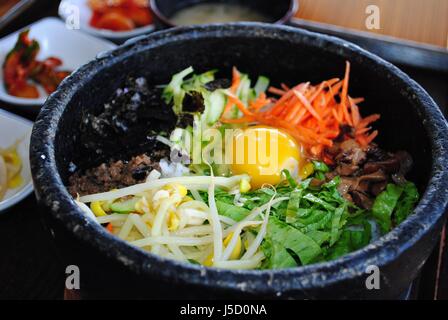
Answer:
[298,0,448,48]
[1,0,447,47]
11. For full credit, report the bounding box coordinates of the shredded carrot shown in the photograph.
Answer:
[249,92,270,112]
[281,83,290,91]
[324,81,343,104]
[293,90,322,121]
[106,223,113,233]
[230,67,241,92]
[309,82,325,104]
[227,94,254,117]
[364,130,378,145]
[220,116,255,124]
[351,97,365,105]
[355,126,371,135]
[332,108,342,123]
[268,86,286,96]
[340,61,352,126]
[221,67,242,119]
[349,97,361,126]
[220,63,380,159]
[357,114,381,130]
[285,101,302,122]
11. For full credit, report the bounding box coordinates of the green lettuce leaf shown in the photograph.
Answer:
[263,216,322,268]
[394,182,419,225]
[371,184,404,233]
[215,200,251,222]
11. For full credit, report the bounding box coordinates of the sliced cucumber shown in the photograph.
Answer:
[204,90,226,125]
[254,76,270,97]
[162,66,194,114]
[110,197,140,214]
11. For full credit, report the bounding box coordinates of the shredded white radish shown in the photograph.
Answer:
[96,214,129,224]
[198,245,214,264]
[130,235,214,247]
[225,197,288,236]
[151,198,175,254]
[243,231,256,250]
[79,175,249,203]
[79,161,289,270]
[208,170,223,264]
[178,200,209,210]
[222,221,262,261]
[156,135,174,148]
[129,214,150,237]
[189,189,202,202]
[151,198,177,237]
[184,251,205,260]
[118,214,135,240]
[219,215,237,226]
[242,193,277,260]
[162,226,187,261]
[174,225,214,237]
[75,201,100,224]
[146,169,161,182]
[214,252,265,269]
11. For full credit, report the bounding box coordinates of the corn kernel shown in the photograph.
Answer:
[135,197,149,214]
[181,196,193,204]
[300,162,315,179]
[168,211,180,231]
[244,239,250,250]
[239,179,251,193]
[224,233,242,260]
[202,233,243,267]
[3,151,21,167]
[90,201,107,217]
[8,174,23,189]
[203,254,213,267]
[164,183,188,198]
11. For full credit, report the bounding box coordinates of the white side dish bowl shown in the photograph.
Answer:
[59,0,155,42]
[0,17,117,108]
[0,109,34,213]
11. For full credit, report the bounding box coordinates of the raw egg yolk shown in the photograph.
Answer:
[230,126,304,189]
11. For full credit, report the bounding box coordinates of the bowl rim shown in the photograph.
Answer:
[31,23,448,295]
[149,0,299,28]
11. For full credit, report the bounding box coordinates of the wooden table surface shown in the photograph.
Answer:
[0,0,19,16]
[296,0,448,48]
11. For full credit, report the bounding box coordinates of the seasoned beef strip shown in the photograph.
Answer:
[68,154,159,196]
[324,139,413,209]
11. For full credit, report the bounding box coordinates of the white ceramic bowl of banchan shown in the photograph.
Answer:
[0,109,34,213]
[0,17,117,108]
[59,0,155,42]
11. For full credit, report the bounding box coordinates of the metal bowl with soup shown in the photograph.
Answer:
[150,0,299,28]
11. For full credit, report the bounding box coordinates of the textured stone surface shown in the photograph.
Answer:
[30,23,448,299]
